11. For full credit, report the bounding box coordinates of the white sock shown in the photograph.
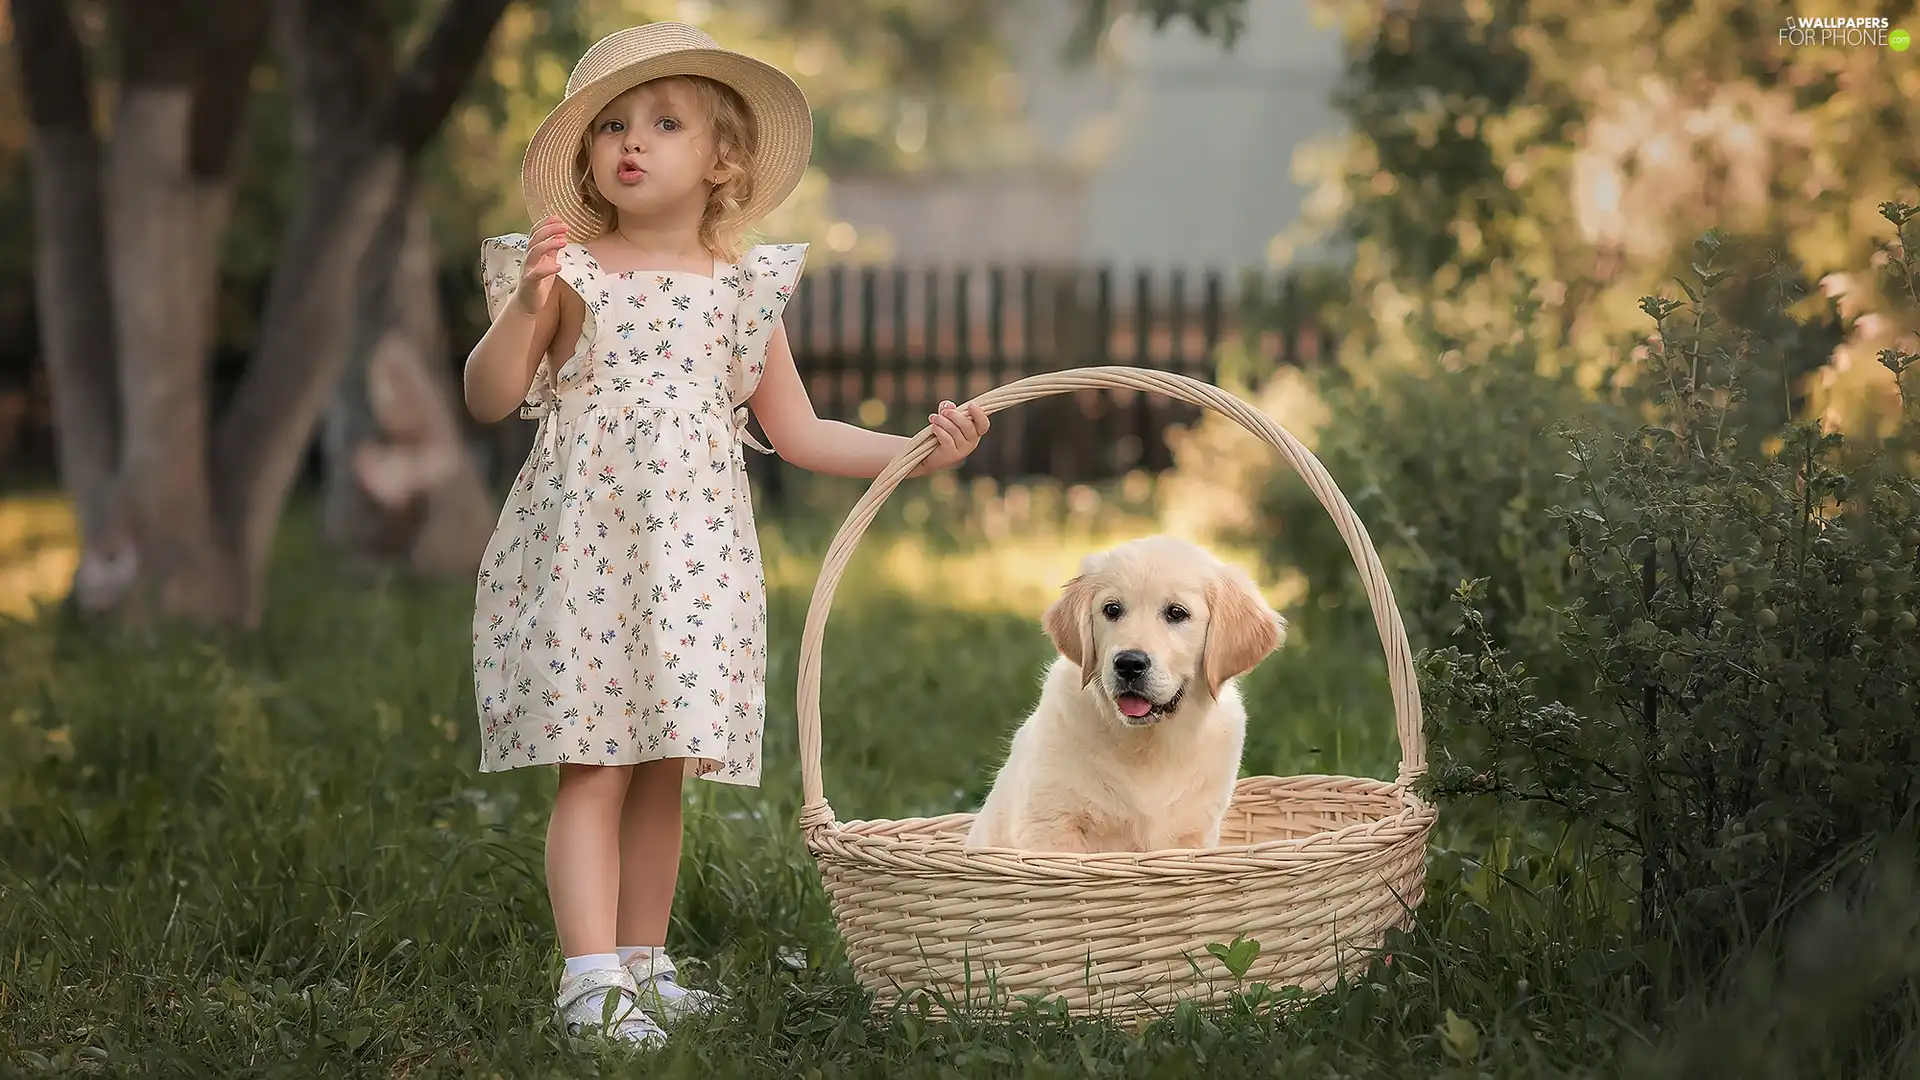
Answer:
[564,951,622,980]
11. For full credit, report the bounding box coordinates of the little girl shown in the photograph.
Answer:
[463,23,989,1046]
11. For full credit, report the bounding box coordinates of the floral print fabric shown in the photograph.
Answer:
[470,237,807,785]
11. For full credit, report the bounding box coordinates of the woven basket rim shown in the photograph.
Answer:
[804,773,1436,878]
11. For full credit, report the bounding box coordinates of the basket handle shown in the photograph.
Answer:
[793,366,1426,832]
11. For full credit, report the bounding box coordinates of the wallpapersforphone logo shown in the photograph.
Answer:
[1780,15,1906,48]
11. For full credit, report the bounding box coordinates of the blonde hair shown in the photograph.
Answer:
[573,74,760,262]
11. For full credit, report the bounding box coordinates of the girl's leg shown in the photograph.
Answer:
[614,756,686,948]
[614,757,717,1019]
[547,763,665,1043]
[547,762,633,957]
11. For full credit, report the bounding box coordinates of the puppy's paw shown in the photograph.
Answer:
[1025,810,1110,853]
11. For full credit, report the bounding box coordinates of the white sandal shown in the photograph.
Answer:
[625,950,720,1023]
[554,966,666,1046]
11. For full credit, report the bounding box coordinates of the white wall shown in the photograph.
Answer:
[823,0,1350,272]
[1080,0,1349,269]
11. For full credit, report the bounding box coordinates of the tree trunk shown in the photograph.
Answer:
[292,0,408,566]
[213,144,405,622]
[105,85,244,622]
[319,164,416,564]
[211,0,510,626]
[15,0,499,629]
[16,0,129,611]
[22,121,131,612]
[98,0,267,624]
[323,181,495,577]
[15,0,266,624]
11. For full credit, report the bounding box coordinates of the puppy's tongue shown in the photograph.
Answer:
[1116,693,1154,718]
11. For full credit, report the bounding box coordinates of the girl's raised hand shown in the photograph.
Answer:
[514,215,568,315]
[922,400,991,472]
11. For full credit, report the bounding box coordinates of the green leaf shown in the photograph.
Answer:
[1438,1009,1481,1064]
[1205,933,1261,979]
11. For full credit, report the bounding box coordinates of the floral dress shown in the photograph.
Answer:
[470,235,808,786]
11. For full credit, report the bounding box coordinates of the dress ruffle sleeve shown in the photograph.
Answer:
[721,243,809,454]
[725,243,808,404]
[478,233,559,420]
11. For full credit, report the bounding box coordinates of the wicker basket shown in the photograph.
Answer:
[793,366,1435,1020]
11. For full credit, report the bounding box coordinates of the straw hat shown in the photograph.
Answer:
[521,21,814,238]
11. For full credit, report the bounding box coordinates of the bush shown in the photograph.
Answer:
[1242,286,1636,709]
[1225,204,1920,1070]
[1420,210,1920,978]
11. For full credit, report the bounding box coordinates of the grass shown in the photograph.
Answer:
[0,484,1898,1078]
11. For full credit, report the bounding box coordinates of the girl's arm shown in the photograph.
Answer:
[749,321,988,479]
[464,219,568,424]
[463,296,558,424]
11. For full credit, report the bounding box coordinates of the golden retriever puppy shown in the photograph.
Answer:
[963,535,1286,853]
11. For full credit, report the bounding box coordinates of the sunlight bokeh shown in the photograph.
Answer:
[2,488,1306,626]
[0,496,78,620]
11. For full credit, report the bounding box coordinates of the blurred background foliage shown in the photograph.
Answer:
[1168,0,1920,661]
[0,0,1250,366]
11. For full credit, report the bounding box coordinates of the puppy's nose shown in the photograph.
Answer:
[1112,650,1150,679]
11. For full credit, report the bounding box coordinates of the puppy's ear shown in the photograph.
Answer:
[1202,565,1285,698]
[1044,572,1101,686]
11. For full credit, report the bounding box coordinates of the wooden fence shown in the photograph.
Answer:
[755,262,1337,497]
[0,261,1340,493]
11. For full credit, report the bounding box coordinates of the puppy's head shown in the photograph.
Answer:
[1043,536,1286,726]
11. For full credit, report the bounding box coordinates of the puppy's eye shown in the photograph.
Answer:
[1164,604,1190,623]
[1101,601,1124,620]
